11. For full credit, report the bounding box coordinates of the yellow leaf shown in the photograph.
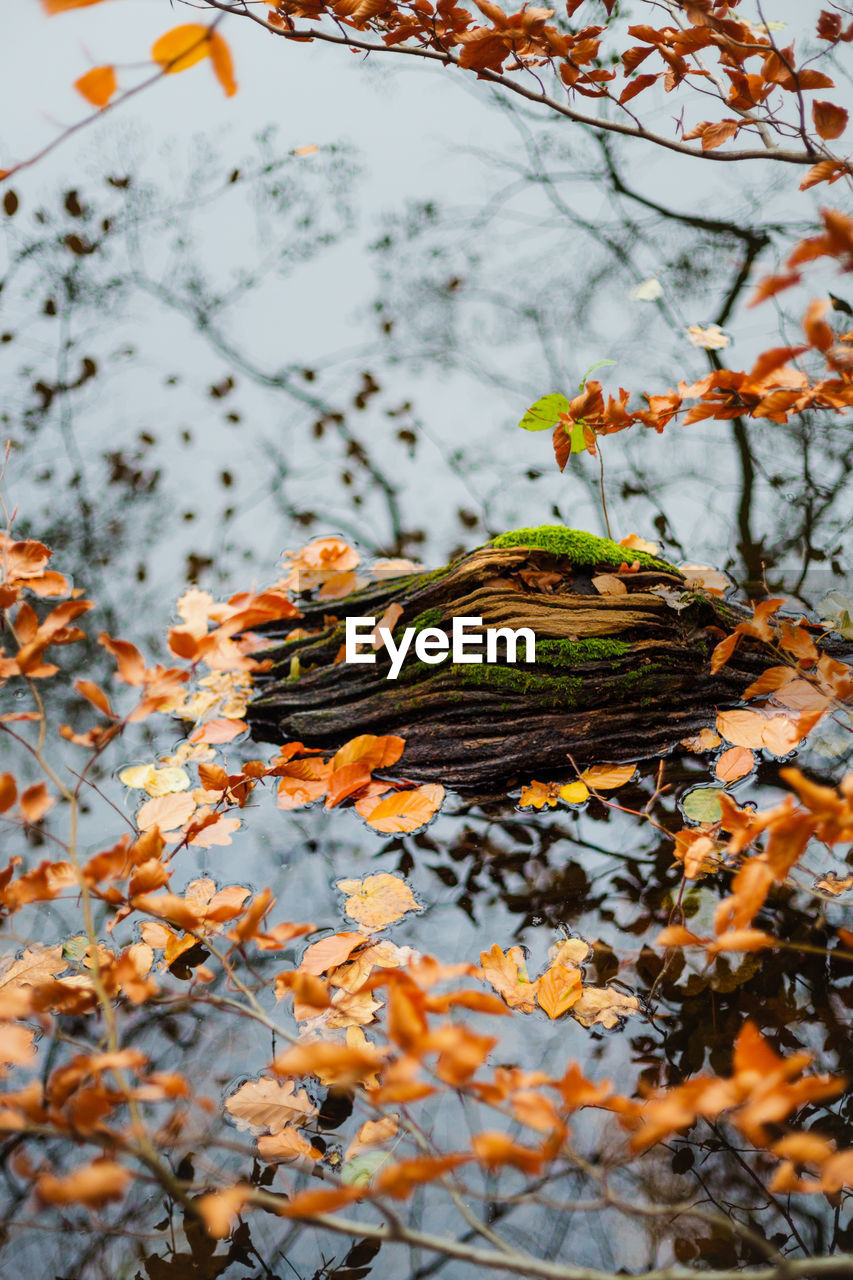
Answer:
[119,764,156,790]
[293,145,319,157]
[144,766,191,797]
[152,24,212,75]
[74,66,117,109]
[558,781,589,805]
[336,873,419,930]
[581,764,637,790]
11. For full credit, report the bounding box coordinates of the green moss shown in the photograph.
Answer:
[535,637,631,665]
[411,607,444,634]
[449,663,582,707]
[491,525,675,571]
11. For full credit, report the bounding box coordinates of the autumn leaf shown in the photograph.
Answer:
[257,1129,321,1164]
[572,986,640,1029]
[716,746,755,783]
[479,943,538,1012]
[300,932,366,975]
[332,733,405,772]
[209,31,237,97]
[716,709,767,749]
[472,1131,546,1174]
[537,964,582,1019]
[74,66,117,108]
[189,717,247,744]
[812,99,848,139]
[345,1115,399,1160]
[37,1161,131,1207]
[136,792,196,834]
[152,25,214,75]
[336,873,420,930]
[225,1077,317,1134]
[197,1185,252,1238]
[581,763,636,790]
[358,783,444,833]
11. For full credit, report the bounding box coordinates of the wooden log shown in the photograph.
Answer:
[246,526,828,787]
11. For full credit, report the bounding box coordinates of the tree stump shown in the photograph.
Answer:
[246,527,814,787]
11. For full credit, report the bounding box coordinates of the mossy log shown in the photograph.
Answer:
[247,527,829,787]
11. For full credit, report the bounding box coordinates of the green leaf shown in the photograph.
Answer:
[579,358,616,389]
[568,419,588,455]
[518,393,570,432]
[681,786,723,825]
[341,1150,394,1187]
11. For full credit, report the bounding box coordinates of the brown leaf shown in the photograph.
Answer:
[225,1077,317,1134]
[572,986,640,1029]
[591,573,627,595]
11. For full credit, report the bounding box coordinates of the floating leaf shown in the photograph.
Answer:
[336,873,420,930]
[686,323,730,350]
[581,764,636,790]
[341,1149,395,1187]
[572,986,640,1029]
[225,1077,317,1134]
[681,786,723,825]
[358,783,444,834]
[716,746,755,783]
[537,964,582,1019]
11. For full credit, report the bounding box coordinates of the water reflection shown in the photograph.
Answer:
[1,104,852,1280]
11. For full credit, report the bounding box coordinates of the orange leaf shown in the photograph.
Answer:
[209,31,237,97]
[152,24,212,75]
[710,631,739,673]
[655,925,705,947]
[472,1131,545,1174]
[716,709,766,749]
[136,793,196,834]
[300,932,365,975]
[479,943,538,1012]
[197,1185,251,1238]
[708,929,776,953]
[325,762,372,810]
[37,1160,130,1206]
[800,160,846,191]
[74,66,117,109]
[374,1154,470,1199]
[332,733,405,772]
[280,1185,364,1216]
[580,763,636,790]
[75,679,114,717]
[20,783,54,824]
[98,633,146,685]
[42,0,107,10]
[360,783,444,834]
[257,1129,321,1164]
[189,718,247,744]
[715,746,755,784]
[537,964,582,1019]
[809,101,845,140]
[371,602,404,650]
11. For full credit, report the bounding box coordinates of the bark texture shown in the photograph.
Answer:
[246,527,816,787]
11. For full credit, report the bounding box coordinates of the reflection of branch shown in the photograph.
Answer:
[200,1,827,171]
[248,1192,853,1280]
[129,271,405,552]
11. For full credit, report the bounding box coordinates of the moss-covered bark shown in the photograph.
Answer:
[246,526,807,786]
